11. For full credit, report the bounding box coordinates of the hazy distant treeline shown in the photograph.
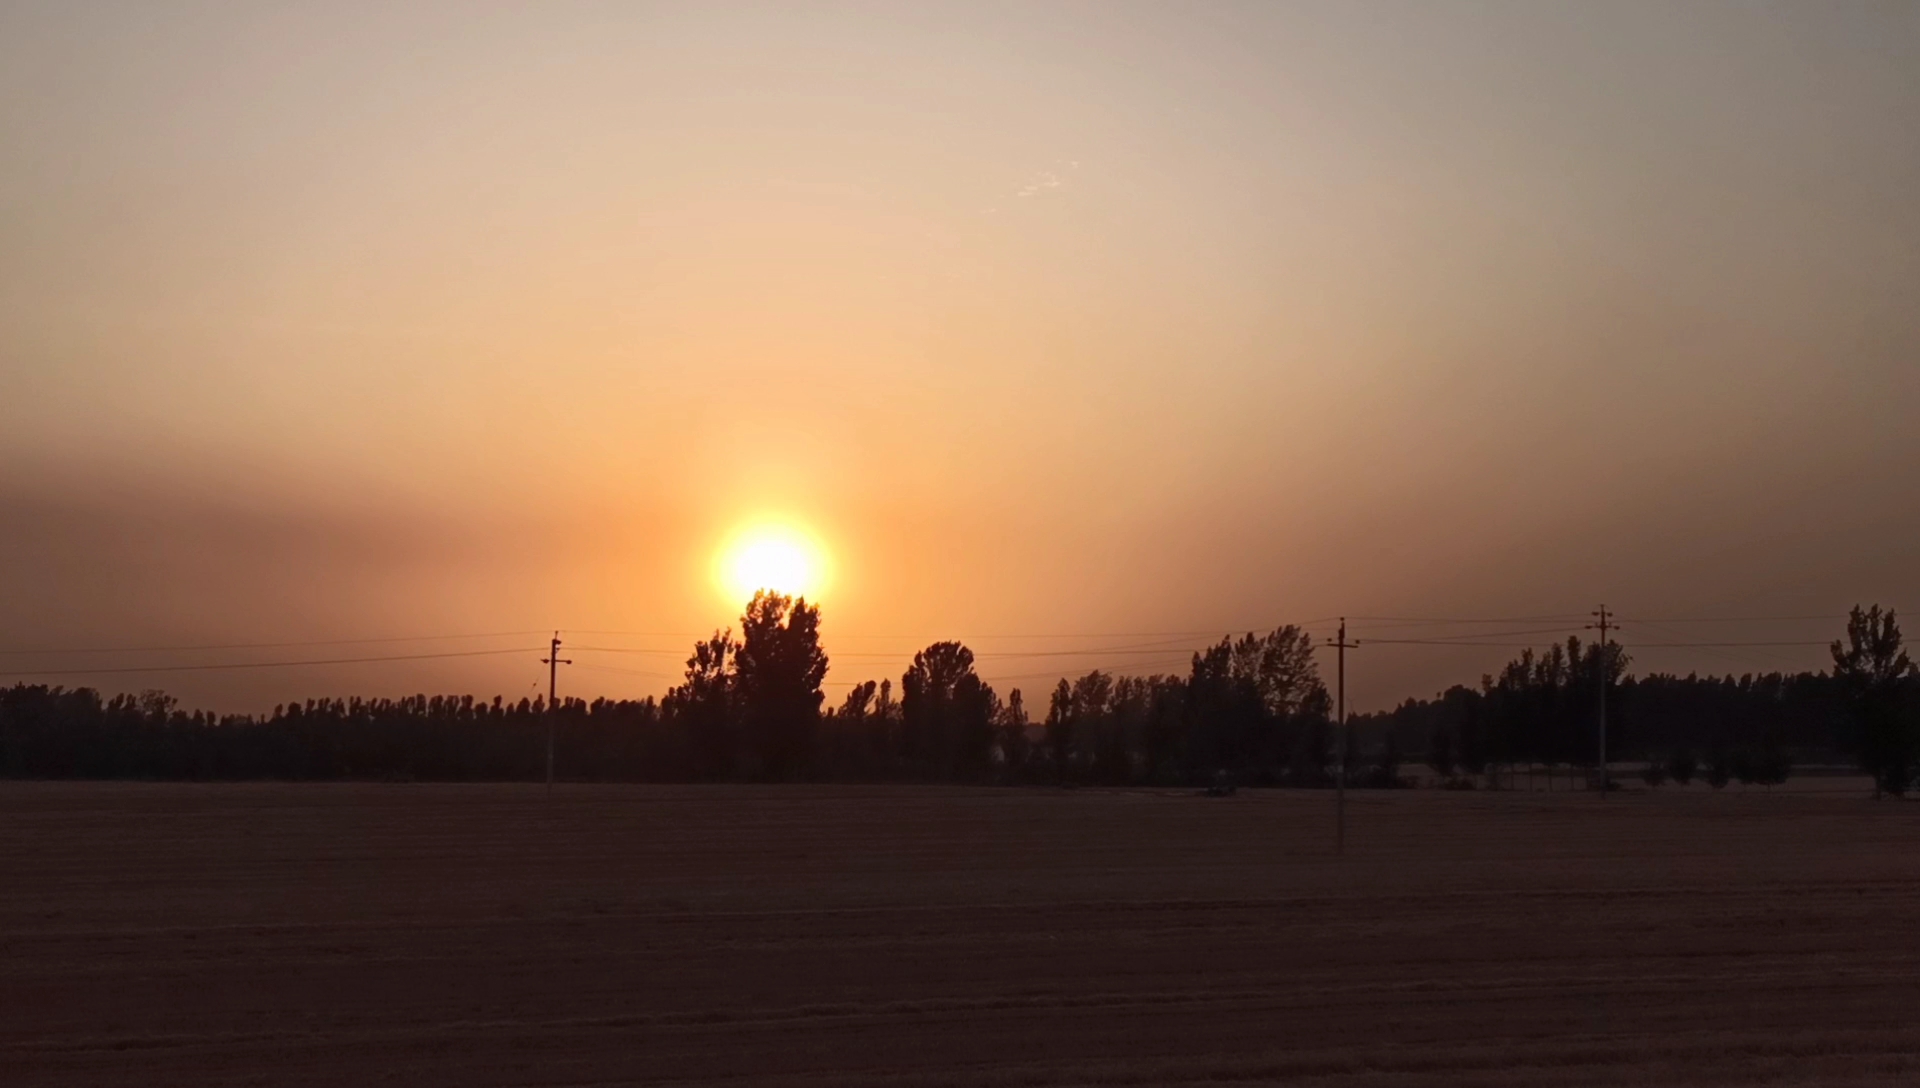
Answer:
[1359,605,1919,795]
[4,599,1917,793]
[1356,647,1829,784]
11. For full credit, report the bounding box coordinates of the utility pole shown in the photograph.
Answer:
[1588,606,1613,798]
[1326,619,1360,855]
[541,632,572,794]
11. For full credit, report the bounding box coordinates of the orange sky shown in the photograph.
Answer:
[3,2,1918,710]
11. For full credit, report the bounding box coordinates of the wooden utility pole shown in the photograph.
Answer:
[1327,619,1360,854]
[541,632,572,794]
[1588,607,1613,798]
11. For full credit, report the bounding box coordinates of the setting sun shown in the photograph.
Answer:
[715,524,831,603]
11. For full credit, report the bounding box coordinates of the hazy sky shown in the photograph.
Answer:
[4,1,1918,711]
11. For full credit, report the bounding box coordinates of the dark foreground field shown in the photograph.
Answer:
[5,784,1920,1086]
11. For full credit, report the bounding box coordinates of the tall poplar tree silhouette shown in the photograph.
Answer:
[733,591,828,780]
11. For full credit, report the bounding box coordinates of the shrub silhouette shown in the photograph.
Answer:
[1706,750,1732,790]
[1666,750,1698,787]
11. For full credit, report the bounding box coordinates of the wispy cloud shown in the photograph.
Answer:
[980,160,1080,215]
[1017,170,1063,198]
[1014,159,1080,199]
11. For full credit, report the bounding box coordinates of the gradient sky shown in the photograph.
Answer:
[3,1,1918,711]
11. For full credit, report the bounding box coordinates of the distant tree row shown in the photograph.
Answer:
[4,601,1917,794]
[657,591,1336,784]
[811,622,1333,786]
[1357,605,1920,795]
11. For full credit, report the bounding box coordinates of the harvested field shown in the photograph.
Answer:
[4,782,1920,1086]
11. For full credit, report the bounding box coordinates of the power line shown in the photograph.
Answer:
[0,630,551,657]
[1614,614,1848,624]
[1343,614,1588,628]
[0,611,1865,690]
[570,636,1207,660]
[822,643,1204,660]
[9,613,1857,661]
[1360,638,1576,648]
[1623,619,1806,672]
[1,647,543,677]
[571,661,677,679]
[566,622,1377,643]
[1626,640,1833,648]
[981,654,1197,685]
[619,623,1823,691]
[1361,625,1583,643]
[566,627,1249,641]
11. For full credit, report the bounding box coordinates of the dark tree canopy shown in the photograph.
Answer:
[732,591,829,780]
[1832,605,1912,691]
[900,641,997,778]
[1831,605,1916,795]
[663,629,737,779]
[1184,626,1332,785]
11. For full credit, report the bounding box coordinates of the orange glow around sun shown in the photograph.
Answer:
[714,523,831,604]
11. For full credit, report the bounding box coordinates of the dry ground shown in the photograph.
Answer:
[4,783,1920,1086]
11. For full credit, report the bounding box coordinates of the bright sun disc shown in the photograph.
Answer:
[715,525,830,603]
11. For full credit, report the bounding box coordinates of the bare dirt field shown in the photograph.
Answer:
[5,782,1920,1087]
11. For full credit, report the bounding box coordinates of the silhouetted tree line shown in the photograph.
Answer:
[1356,605,1920,795]
[6,601,1918,794]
